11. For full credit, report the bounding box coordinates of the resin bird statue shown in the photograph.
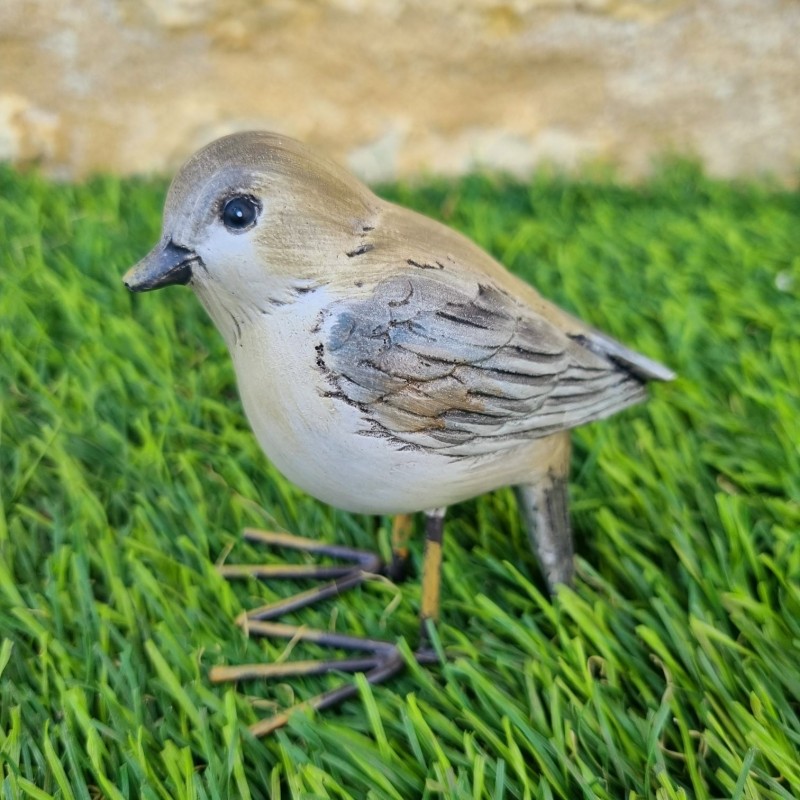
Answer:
[123,131,674,735]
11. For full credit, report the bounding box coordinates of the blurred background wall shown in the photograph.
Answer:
[2,0,798,182]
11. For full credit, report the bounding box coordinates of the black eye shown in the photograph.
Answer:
[221,195,260,231]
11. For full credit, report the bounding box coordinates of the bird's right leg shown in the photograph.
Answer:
[217,528,383,621]
[387,512,414,582]
[217,514,416,619]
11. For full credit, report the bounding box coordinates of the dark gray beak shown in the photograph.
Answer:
[123,240,197,292]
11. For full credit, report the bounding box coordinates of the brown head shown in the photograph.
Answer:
[123,131,378,305]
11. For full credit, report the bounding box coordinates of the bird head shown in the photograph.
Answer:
[123,131,377,307]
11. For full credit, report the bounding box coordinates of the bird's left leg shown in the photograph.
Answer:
[418,507,445,648]
[212,509,447,737]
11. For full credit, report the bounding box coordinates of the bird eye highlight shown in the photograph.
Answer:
[221,195,260,232]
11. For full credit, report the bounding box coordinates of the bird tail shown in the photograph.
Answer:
[571,328,676,383]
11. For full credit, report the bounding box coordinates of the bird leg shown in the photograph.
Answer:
[211,511,446,736]
[419,507,445,647]
[387,512,414,582]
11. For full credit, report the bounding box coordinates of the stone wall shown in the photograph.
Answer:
[2,0,799,182]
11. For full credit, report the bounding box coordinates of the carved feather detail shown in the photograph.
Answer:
[324,273,661,456]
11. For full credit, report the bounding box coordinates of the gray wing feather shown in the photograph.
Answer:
[324,274,668,456]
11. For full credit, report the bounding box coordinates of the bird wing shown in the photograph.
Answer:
[323,273,670,457]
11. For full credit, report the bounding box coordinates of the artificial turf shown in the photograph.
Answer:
[1,160,798,799]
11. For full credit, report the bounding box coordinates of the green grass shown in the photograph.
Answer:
[1,160,799,799]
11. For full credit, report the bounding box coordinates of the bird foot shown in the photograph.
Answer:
[218,527,385,621]
[213,526,426,735]
[209,619,439,736]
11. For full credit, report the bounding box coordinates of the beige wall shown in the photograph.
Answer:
[2,0,799,182]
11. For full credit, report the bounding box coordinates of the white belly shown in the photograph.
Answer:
[227,294,545,515]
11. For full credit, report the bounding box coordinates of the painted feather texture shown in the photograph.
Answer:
[324,273,660,457]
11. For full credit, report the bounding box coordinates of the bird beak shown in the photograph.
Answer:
[123,240,197,292]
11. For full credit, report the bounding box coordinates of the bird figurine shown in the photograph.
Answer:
[123,131,674,735]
